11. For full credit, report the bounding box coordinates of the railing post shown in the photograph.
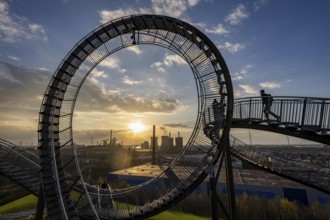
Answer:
[248,98,252,120]
[301,98,307,128]
[280,99,283,121]
[319,100,325,130]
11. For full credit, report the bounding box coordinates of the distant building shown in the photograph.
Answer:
[160,133,174,152]
[141,141,149,149]
[175,136,183,150]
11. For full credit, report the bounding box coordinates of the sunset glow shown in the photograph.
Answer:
[129,122,145,133]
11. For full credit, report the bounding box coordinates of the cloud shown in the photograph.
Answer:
[0,61,51,137]
[99,0,200,24]
[232,64,253,81]
[239,84,258,95]
[97,56,127,73]
[91,68,108,78]
[104,97,184,114]
[253,0,269,11]
[163,123,190,128]
[164,54,186,66]
[150,62,166,73]
[259,81,281,89]
[7,55,20,61]
[122,75,142,85]
[187,0,201,7]
[126,46,143,55]
[205,23,229,35]
[0,1,47,43]
[152,0,188,17]
[217,41,245,53]
[150,53,186,73]
[225,4,249,25]
[150,62,165,73]
[99,8,151,24]
[74,74,183,114]
[99,57,119,69]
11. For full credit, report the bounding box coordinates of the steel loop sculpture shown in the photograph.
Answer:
[38,14,233,219]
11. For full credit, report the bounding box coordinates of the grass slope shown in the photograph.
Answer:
[0,194,37,214]
[0,195,209,220]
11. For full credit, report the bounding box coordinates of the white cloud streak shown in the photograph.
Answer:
[218,41,245,53]
[122,75,142,85]
[232,64,253,81]
[151,53,186,73]
[98,0,201,24]
[259,81,281,89]
[239,84,258,95]
[205,23,229,35]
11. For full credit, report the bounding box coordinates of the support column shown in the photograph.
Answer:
[35,186,45,220]
[224,136,237,220]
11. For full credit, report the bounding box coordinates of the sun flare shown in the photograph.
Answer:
[129,122,145,133]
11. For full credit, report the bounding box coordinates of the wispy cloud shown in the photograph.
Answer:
[91,68,108,78]
[225,4,249,25]
[122,75,142,85]
[126,46,143,55]
[152,0,188,17]
[150,62,166,73]
[7,55,20,61]
[99,8,151,24]
[205,23,229,35]
[232,64,253,80]
[98,56,127,73]
[0,1,47,43]
[217,41,245,53]
[259,81,281,89]
[164,54,186,66]
[163,123,190,128]
[151,53,186,73]
[253,0,269,11]
[239,84,258,95]
[98,0,200,24]
[0,61,51,131]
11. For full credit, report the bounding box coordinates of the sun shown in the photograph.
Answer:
[129,122,145,133]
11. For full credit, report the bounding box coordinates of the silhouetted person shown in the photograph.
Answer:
[101,181,107,189]
[212,99,221,122]
[260,90,280,123]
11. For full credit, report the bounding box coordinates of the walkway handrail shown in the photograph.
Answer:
[0,139,41,195]
[233,96,330,134]
[229,135,330,194]
[0,139,40,169]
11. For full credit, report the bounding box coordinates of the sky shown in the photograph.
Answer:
[0,0,330,146]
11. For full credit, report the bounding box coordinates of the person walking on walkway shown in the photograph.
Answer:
[260,90,280,123]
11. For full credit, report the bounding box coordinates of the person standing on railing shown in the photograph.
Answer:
[260,90,280,123]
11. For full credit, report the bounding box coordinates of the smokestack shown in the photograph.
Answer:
[169,132,171,137]
[152,125,156,165]
[178,132,180,137]
[110,130,112,144]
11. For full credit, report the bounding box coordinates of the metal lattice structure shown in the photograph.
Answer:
[0,139,40,195]
[37,14,233,219]
[229,136,330,195]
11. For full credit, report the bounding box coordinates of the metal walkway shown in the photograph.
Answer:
[229,136,330,195]
[232,96,330,145]
[0,139,40,196]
